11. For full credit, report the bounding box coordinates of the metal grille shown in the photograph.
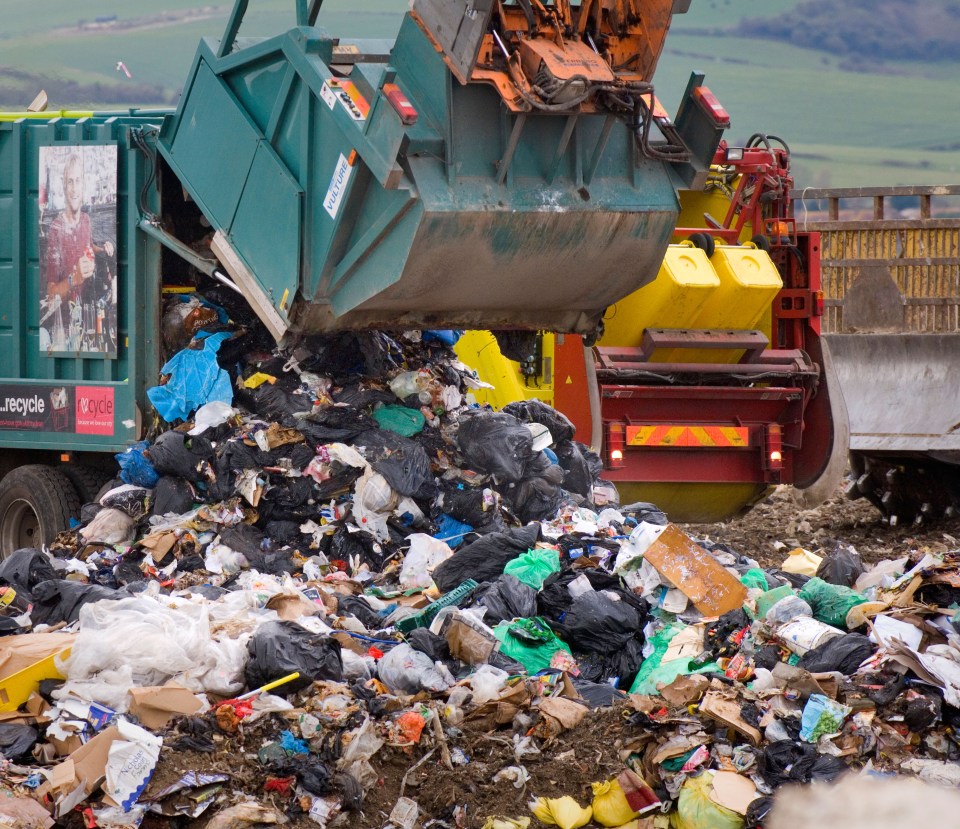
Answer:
[794,185,960,334]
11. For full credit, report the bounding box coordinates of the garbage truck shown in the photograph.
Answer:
[0,0,844,551]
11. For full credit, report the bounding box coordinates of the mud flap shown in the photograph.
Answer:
[791,332,850,506]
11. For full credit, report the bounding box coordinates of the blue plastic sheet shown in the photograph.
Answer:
[423,330,462,346]
[279,730,310,755]
[147,332,233,423]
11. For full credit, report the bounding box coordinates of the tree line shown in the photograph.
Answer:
[737,0,960,62]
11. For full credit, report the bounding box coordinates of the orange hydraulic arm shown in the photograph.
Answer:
[410,0,680,114]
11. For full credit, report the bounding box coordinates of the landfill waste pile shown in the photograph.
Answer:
[1,290,960,829]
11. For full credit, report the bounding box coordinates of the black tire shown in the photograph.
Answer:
[61,464,114,505]
[688,232,716,258]
[750,233,772,253]
[0,466,82,557]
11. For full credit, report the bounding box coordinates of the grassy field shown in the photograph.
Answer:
[3,0,959,187]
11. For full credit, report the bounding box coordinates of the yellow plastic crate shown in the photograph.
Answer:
[0,648,71,712]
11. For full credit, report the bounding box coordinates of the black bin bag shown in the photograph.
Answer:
[432,524,540,592]
[245,620,343,694]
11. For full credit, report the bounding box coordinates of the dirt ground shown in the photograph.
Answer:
[684,480,960,568]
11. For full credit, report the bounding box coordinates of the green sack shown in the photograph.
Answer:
[503,548,561,590]
[629,623,720,695]
[373,405,426,437]
[798,577,867,629]
[494,617,572,674]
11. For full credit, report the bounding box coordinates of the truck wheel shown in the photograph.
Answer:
[61,464,114,505]
[0,466,81,556]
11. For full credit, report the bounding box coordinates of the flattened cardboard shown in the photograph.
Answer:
[659,674,709,707]
[699,690,762,746]
[641,525,747,616]
[264,592,321,621]
[0,632,76,680]
[0,795,55,829]
[128,684,203,730]
[710,771,758,815]
[138,531,178,563]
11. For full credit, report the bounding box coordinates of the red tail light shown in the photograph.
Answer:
[692,86,730,128]
[383,83,418,125]
[606,424,626,469]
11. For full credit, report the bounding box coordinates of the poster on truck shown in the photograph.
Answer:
[38,144,118,356]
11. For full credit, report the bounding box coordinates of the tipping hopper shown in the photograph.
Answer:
[157,0,725,340]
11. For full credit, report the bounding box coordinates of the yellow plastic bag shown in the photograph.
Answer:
[780,547,822,577]
[482,818,530,829]
[669,773,743,829]
[529,796,593,829]
[591,779,641,827]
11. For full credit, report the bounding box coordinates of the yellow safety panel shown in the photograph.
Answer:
[626,424,749,447]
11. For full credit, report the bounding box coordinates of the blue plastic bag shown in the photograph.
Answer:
[434,513,473,548]
[147,331,233,422]
[423,330,462,346]
[115,440,160,487]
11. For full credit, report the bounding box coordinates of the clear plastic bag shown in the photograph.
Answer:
[377,643,453,694]
[62,591,250,701]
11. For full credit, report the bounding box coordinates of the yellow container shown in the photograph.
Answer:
[600,244,720,348]
[690,244,783,332]
[453,330,554,409]
[0,648,70,711]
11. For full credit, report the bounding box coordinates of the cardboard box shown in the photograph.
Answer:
[128,684,203,730]
[51,725,121,797]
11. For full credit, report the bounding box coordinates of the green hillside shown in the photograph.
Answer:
[2,0,958,187]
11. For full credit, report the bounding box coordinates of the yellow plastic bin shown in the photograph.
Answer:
[691,244,783,331]
[601,244,720,348]
[682,244,783,363]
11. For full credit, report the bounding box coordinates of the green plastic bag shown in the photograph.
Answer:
[373,405,425,437]
[670,772,744,829]
[740,568,769,591]
[493,617,572,674]
[798,577,867,629]
[503,548,561,590]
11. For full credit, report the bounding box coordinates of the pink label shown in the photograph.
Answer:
[75,386,115,435]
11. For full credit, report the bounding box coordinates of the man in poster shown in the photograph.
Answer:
[39,148,117,354]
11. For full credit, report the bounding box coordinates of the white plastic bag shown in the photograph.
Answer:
[351,469,397,541]
[468,664,509,706]
[399,534,454,589]
[79,508,136,545]
[188,400,236,435]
